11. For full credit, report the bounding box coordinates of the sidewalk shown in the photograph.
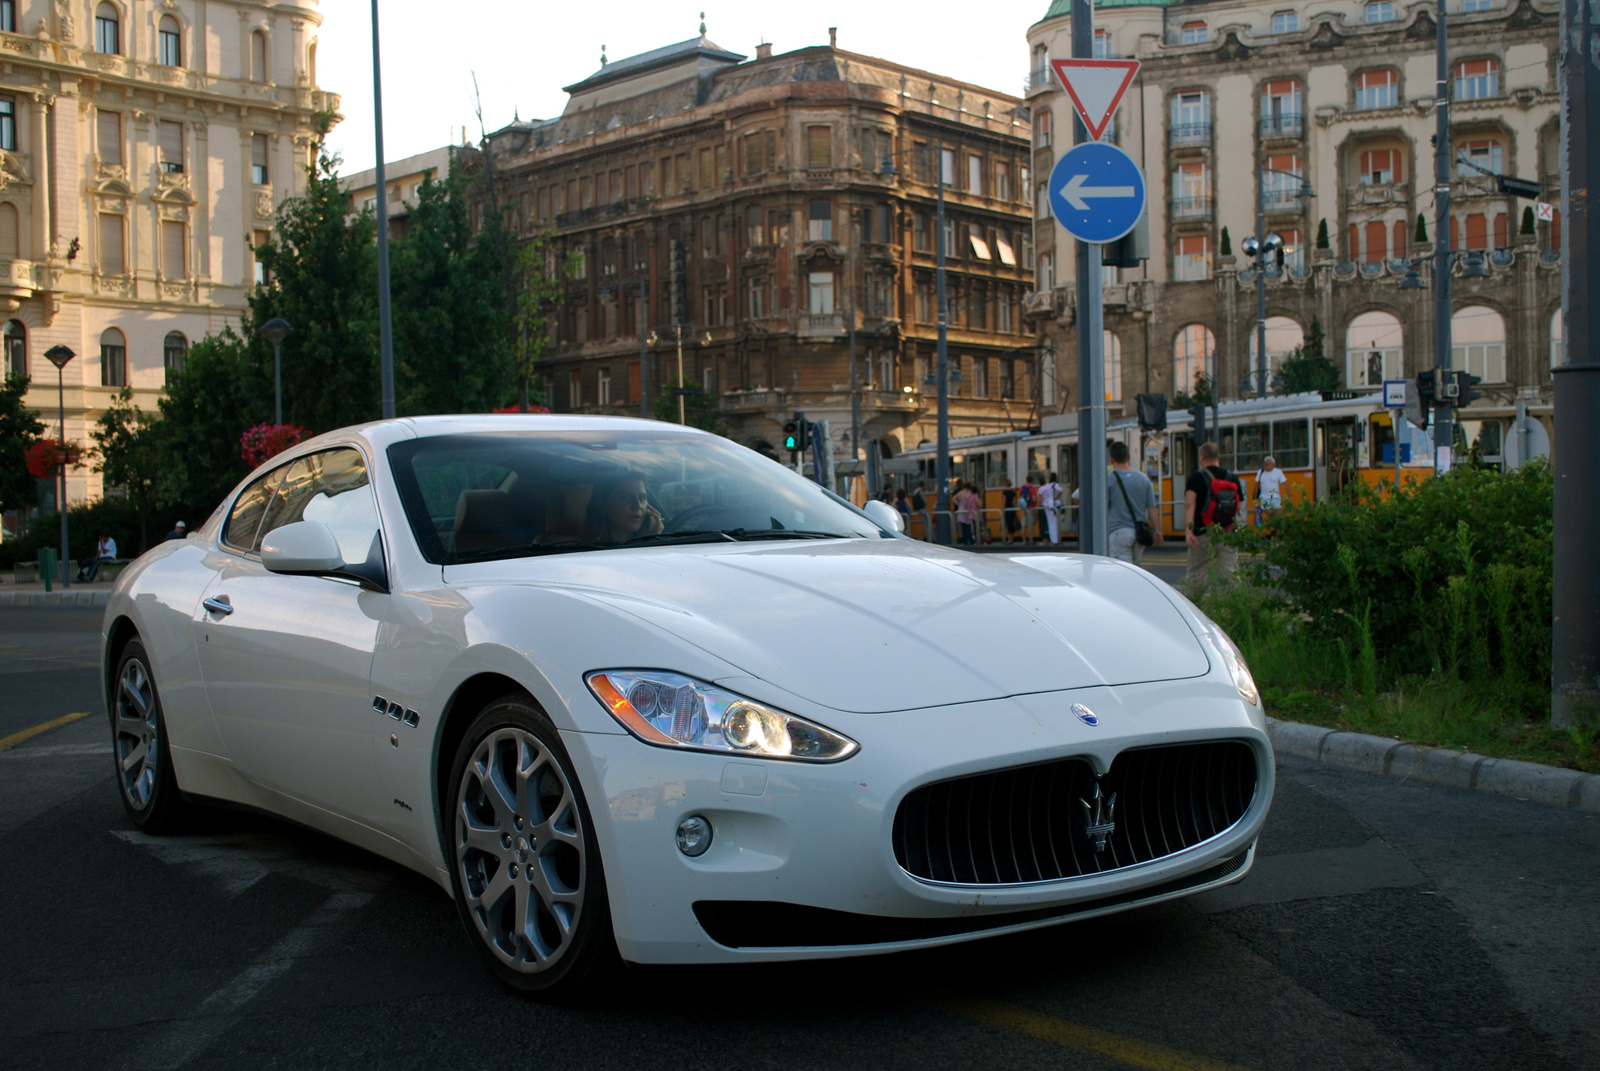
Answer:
[0,589,109,608]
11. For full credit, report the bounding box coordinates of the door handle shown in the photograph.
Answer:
[203,596,234,616]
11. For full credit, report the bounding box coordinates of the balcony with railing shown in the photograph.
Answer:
[798,312,846,339]
[1025,68,1054,95]
[1261,184,1305,211]
[1171,122,1212,148]
[1259,112,1304,139]
[1171,196,1214,220]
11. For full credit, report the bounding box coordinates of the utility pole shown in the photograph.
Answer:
[1552,0,1600,728]
[935,144,952,545]
[849,286,861,470]
[1431,0,1454,467]
[639,278,649,418]
[1072,0,1108,556]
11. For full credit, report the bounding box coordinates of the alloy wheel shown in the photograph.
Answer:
[454,727,586,973]
[115,656,160,810]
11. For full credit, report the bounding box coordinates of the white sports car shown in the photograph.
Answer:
[104,415,1272,996]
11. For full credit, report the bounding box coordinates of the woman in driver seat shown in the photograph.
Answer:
[585,471,663,544]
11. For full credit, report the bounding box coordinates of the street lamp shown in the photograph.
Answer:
[260,317,292,425]
[1244,167,1315,399]
[881,145,951,543]
[43,344,74,590]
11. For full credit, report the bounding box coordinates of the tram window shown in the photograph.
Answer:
[1271,419,1310,468]
[1027,447,1051,481]
[1237,424,1269,472]
[1218,427,1237,471]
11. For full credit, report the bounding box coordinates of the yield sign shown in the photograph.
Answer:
[1050,58,1141,141]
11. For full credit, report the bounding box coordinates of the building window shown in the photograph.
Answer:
[1038,252,1054,291]
[252,134,269,184]
[875,203,893,243]
[1180,20,1208,44]
[0,1,14,34]
[808,271,835,314]
[161,219,186,278]
[163,332,187,381]
[1172,90,1210,145]
[972,357,988,397]
[1456,139,1502,178]
[967,155,984,196]
[1104,331,1123,401]
[748,276,766,318]
[1364,219,1389,263]
[940,148,956,187]
[253,229,269,285]
[698,147,714,189]
[807,125,832,169]
[97,110,122,166]
[1174,235,1212,281]
[995,161,1012,201]
[1021,231,1034,270]
[1455,58,1499,99]
[598,369,612,406]
[3,319,24,379]
[968,227,992,261]
[1173,324,1215,396]
[159,15,181,66]
[1366,1,1395,21]
[1461,0,1493,11]
[100,327,127,387]
[807,200,832,242]
[568,370,581,409]
[1347,311,1404,387]
[1034,110,1052,148]
[1262,154,1304,208]
[1355,69,1399,110]
[159,120,183,174]
[1359,148,1403,185]
[251,30,268,83]
[967,286,987,329]
[1261,79,1302,135]
[98,212,125,275]
[1279,228,1307,271]
[746,205,765,247]
[1173,162,1211,217]
[0,95,13,152]
[942,218,956,258]
[1035,182,1051,220]
[998,292,1014,333]
[1093,30,1113,57]
[1271,10,1299,32]
[95,2,120,54]
[1001,358,1015,398]
[743,132,765,175]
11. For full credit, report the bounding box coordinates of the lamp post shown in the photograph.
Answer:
[260,318,292,425]
[639,278,650,418]
[370,0,395,419]
[880,145,950,543]
[44,344,74,590]
[1243,167,1314,398]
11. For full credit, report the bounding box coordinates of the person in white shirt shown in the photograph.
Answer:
[1254,456,1289,525]
[1038,473,1063,545]
[78,530,118,582]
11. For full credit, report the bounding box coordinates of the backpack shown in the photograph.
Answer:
[1017,484,1033,507]
[1199,468,1241,530]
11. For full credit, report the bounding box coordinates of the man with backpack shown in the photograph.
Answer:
[1184,441,1241,592]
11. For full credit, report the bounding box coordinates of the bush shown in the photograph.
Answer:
[0,496,147,569]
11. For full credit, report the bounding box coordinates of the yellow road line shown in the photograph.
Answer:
[947,997,1254,1071]
[0,711,93,753]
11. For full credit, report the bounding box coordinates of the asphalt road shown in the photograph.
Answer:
[3,607,1597,1071]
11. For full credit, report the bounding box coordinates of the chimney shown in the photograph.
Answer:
[755,41,772,60]
[828,27,837,48]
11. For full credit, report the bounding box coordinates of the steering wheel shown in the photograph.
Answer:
[664,503,739,534]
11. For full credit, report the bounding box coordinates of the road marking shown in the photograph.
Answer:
[0,742,109,760]
[948,998,1253,1071]
[0,710,91,752]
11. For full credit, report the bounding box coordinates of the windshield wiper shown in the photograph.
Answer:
[716,528,852,541]
[450,539,606,564]
[621,531,737,548]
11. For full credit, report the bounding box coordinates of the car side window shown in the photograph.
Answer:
[255,448,380,565]
[222,467,285,552]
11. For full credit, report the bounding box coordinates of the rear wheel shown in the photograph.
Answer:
[113,638,189,833]
[445,696,617,998]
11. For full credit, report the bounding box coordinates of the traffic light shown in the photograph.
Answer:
[669,241,689,326]
[783,421,799,452]
[1187,404,1207,444]
[1455,370,1483,406]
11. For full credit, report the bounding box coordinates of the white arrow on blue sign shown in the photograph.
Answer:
[1049,142,1146,244]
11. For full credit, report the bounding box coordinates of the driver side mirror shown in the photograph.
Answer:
[862,499,905,535]
[261,520,389,593]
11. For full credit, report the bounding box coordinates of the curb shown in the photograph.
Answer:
[1268,718,1600,814]
[0,590,109,608]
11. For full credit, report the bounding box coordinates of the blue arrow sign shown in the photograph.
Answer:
[1049,142,1146,244]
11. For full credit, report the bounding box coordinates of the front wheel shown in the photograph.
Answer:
[445,696,617,998]
[112,638,190,833]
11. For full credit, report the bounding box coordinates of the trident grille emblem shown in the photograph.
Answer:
[1077,781,1118,853]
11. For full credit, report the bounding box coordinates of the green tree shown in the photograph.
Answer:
[1520,206,1536,236]
[1220,226,1232,256]
[652,378,728,435]
[1415,212,1429,244]
[1173,372,1214,410]
[1315,218,1330,250]
[151,329,263,524]
[1276,317,1341,394]
[248,133,379,433]
[90,388,163,552]
[0,374,44,514]
[509,234,570,411]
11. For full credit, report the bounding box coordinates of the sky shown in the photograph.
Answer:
[316,1,1049,177]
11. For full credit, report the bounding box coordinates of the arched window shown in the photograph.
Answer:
[0,202,17,260]
[163,332,187,381]
[1248,316,1305,390]
[95,2,120,54]
[308,42,317,87]
[100,327,127,387]
[1104,330,1122,401]
[1174,324,1216,396]
[1453,305,1506,383]
[1346,311,1403,387]
[1455,58,1499,100]
[251,30,268,83]
[158,15,181,66]
[2,319,24,380]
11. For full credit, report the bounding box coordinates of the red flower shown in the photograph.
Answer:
[240,423,312,468]
[491,404,551,414]
[25,439,82,478]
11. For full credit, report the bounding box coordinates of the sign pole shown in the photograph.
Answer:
[1070,0,1107,557]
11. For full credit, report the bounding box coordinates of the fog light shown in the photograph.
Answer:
[676,814,713,857]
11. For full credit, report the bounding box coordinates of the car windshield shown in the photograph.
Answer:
[389,429,883,565]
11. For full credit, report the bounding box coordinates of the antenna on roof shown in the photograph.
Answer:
[599,44,607,67]
[699,11,707,36]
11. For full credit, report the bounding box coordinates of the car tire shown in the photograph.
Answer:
[445,695,618,999]
[112,638,190,833]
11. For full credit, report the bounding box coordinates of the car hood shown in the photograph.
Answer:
[447,540,1211,714]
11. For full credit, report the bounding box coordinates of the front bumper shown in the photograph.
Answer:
[562,677,1273,964]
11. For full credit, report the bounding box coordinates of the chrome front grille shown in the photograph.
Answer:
[891,741,1258,885]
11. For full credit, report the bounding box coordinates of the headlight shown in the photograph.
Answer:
[585,670,859,762]
[1206,628,1260,707]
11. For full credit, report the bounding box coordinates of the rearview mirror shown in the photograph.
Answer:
[260,520,344,575]
[862,499,905,535]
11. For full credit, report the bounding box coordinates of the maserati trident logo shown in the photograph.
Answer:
[1077,781,1118,853]
[1071,702,1099,726]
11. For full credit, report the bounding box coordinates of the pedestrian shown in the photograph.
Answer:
[164,520,187,541]
[893,486,911,522]
[1184,442,1242,592]
[910,482,932,541]
[78,529,117,582]
[999,476,1020,544]
[1106,441,1163,564]
[1038,471,1063,545]
[1017,473,1036,544]
[954,482,979,546]
[1253,455,1288,527]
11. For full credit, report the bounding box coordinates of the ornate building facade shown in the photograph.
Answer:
[1026,0,1560,465]
[3,0,335,515]
[474,27,1036,461]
